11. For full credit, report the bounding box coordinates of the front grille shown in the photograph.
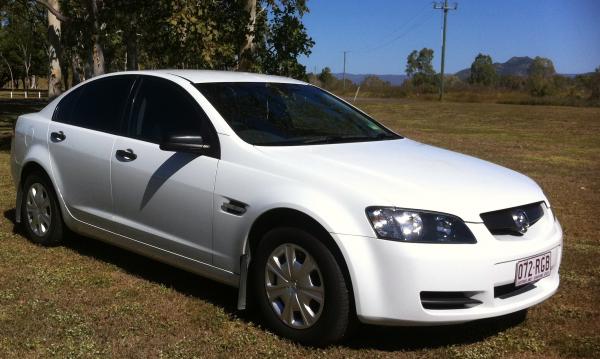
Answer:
[480,202,544,236]
[420,291,482,310]
[494,282,536,299]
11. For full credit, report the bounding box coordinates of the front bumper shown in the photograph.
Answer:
[334,208,563,325]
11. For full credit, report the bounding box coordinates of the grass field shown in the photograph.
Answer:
[0,98,598,358]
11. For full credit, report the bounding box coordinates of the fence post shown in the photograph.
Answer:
[353,86,361,102]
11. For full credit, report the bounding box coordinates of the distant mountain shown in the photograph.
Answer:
[455,56,535,80]
[329,57,585,85]
[332,73,407,86]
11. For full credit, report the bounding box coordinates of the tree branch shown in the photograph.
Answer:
[35,0,69,22]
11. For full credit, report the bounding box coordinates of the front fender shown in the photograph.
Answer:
[211,160,375,274]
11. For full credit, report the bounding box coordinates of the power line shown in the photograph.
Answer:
[364,13,435,53]
[357,2,431,52]
[433,0,458,101]
[354,8,435,54]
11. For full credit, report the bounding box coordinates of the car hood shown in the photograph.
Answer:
[255,139,547,222]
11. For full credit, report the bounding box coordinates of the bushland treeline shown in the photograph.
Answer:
[310,50,600,107]
[0,0,314,98]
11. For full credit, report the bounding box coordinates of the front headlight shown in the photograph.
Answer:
[366,207,476,243]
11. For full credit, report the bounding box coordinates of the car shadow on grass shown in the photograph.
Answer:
[3,208,240,312]
[4,207,526,351]
[341,310,527,351]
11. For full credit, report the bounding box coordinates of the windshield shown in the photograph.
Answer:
[195,82,401,146]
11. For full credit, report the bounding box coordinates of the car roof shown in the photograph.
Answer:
[104,70,307,85]
[39,70,309,119]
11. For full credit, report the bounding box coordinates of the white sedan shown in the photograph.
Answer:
[10,70,562,345]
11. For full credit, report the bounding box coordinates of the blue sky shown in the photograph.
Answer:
[299,0,600,75]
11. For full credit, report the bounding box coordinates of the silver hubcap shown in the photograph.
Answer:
[25,183,52,236]
[264,243,325,329]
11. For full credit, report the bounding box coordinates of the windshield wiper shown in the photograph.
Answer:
[299,132,398,145]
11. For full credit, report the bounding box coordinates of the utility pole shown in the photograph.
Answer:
[433,0,457,101]
[342,51,348,91]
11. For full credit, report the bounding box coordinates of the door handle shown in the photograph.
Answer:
[115,148,137,162]
[50,131,66,142]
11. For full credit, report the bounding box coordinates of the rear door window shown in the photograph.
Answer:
[54,76,136,135]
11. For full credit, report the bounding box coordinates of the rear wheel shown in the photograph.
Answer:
[21,172,64,246]
[252,227,351,345]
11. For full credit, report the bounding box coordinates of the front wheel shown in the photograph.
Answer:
[252,227,352,345]
[21,172,64,246]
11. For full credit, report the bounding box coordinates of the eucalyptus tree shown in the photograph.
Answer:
[527,56,556,96]
[34,0,65,97]
[469,53,497,86]
[406,48,435,88]
[0,0,47,93]
[4,0,315,97]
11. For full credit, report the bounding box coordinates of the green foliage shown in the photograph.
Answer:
[2,0,314,90]
[469,53,496,86]
[498,75,526,91]
[577,66,600,101]
[59,0,249,74]
[0,1,47,88]
[317,67,335,87]
[527,56,556,96]
[406,48,435,77]
[405,48,436,92]
[91,0,312,78]
[256,1,314,79]
[161,0,248,69]
[313,67,356,94]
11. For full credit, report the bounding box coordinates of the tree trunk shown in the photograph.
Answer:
[47,0,62,98]
[19,45,32,94]
[238,0,257,71]
[61,57,70,89]
[84,52,93,79]
[0,53,14,91]
[64,62,71,89]
[92,40,105,76]
[71,54,82,86]
[87,0,105,76]
[125,32,138,71]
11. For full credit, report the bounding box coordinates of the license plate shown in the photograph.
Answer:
[515,252,551,286]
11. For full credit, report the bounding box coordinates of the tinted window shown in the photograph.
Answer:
[195,82,399,146]
[129,76,215,145]
[53,86,83,124]
[54,76,135,134]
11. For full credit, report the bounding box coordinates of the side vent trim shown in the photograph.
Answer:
[221,199,248,216]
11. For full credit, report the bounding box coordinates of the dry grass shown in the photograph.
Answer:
[0,98,599,358]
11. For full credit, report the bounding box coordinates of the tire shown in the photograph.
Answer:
[21,171,65,246]
[252,227,351,345]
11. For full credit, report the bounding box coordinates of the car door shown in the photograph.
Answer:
[109,76,220,264]
[48,76,136,227]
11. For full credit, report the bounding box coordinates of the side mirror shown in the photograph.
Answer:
[159,135,210,154]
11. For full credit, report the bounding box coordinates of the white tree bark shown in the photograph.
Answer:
[238,0,257,71]
[88,0,105,76]
[1,53,15,92]
[46,0,62,98]
[18,44,32,95]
